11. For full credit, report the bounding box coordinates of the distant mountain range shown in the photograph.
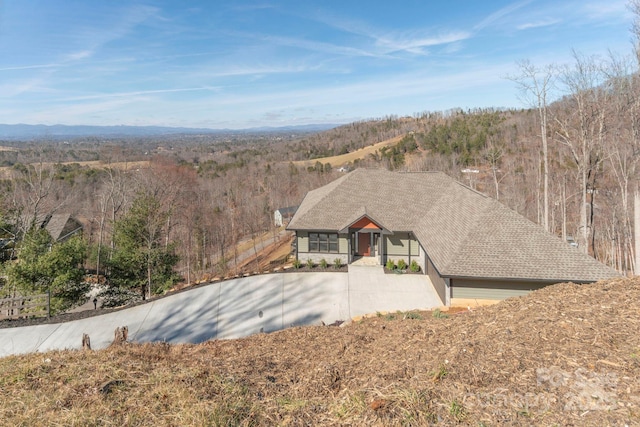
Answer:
[0,123,339,140]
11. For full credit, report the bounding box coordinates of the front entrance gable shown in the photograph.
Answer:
[339,213,389,234]
[350,216,382,230]
[341,214,391,262]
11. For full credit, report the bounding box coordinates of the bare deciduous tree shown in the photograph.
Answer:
[555,52,609,255]
[507,60,556,231]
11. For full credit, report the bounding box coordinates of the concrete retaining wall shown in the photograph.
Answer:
[0,269,442,358]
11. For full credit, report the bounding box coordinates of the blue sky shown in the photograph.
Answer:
[0,0,634,129]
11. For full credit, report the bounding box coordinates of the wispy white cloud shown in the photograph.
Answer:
[441,42,465,55]
[194,63,510,109]
[0,56,136,73]
[53,4,161,67]
[64,50,94,61]
[57,86,221,102]
[230,3,276,12]
[0,4,161,101]
[474,0,533,30]
[516,18,561,30]
[18,98,139,125]
[109,4,162,39]
[312,13,470,56]
[0,71,58,97]
[19,61,514,128]
[0,64,59,72]
[512,1,630,31]
[375,31,472,55]
[156,63,516,128]
[582,0,629,20]
[184,63,321,80]
[0,81,40,98]
[261,34,381,58]
[299,13,372,39]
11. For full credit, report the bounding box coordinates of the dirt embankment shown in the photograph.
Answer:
[0,277,638,426]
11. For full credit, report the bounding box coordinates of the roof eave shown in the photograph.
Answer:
[443,274,620,283]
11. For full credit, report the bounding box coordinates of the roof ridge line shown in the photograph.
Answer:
[453,180,489,198]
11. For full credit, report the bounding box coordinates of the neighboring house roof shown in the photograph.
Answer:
[45,214,72,241]
[22,213,83,242]
[276,206,299,217]
[287,168,619,283]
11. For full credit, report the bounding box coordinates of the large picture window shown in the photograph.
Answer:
[309,233,339,253]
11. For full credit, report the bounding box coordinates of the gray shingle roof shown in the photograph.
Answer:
[287,168,619,282]
[21,213,82,242]
[276,206,299,216]
[44,214,72,241]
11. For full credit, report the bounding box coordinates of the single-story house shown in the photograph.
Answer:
[274,206,299,227]
[286,169,619,305]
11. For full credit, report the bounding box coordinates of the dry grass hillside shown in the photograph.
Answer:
[292,135,404,168]
[1,277,638,426]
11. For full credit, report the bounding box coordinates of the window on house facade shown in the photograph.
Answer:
[309,233,338,253]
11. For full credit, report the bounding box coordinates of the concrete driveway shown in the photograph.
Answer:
[0,266,443,357]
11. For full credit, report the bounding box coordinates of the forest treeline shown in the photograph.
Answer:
[1,3,639,311]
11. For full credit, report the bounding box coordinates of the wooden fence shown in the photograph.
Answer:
[0,294,49,320]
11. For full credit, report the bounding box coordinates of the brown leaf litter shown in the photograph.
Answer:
[0,276,638,426]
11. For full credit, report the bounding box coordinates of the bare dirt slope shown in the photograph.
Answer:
[235,234,292,273]
[1,277,638,426]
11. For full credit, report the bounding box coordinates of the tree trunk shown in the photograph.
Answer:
[580,168,588,253]
[541,112,549,231]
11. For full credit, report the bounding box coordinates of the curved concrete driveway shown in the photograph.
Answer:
[0,266,442,357]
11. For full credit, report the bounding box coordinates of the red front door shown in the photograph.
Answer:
[358,233,371,256]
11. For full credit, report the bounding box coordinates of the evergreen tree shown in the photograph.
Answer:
[102,193,179,306]
[7,229,88,314]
